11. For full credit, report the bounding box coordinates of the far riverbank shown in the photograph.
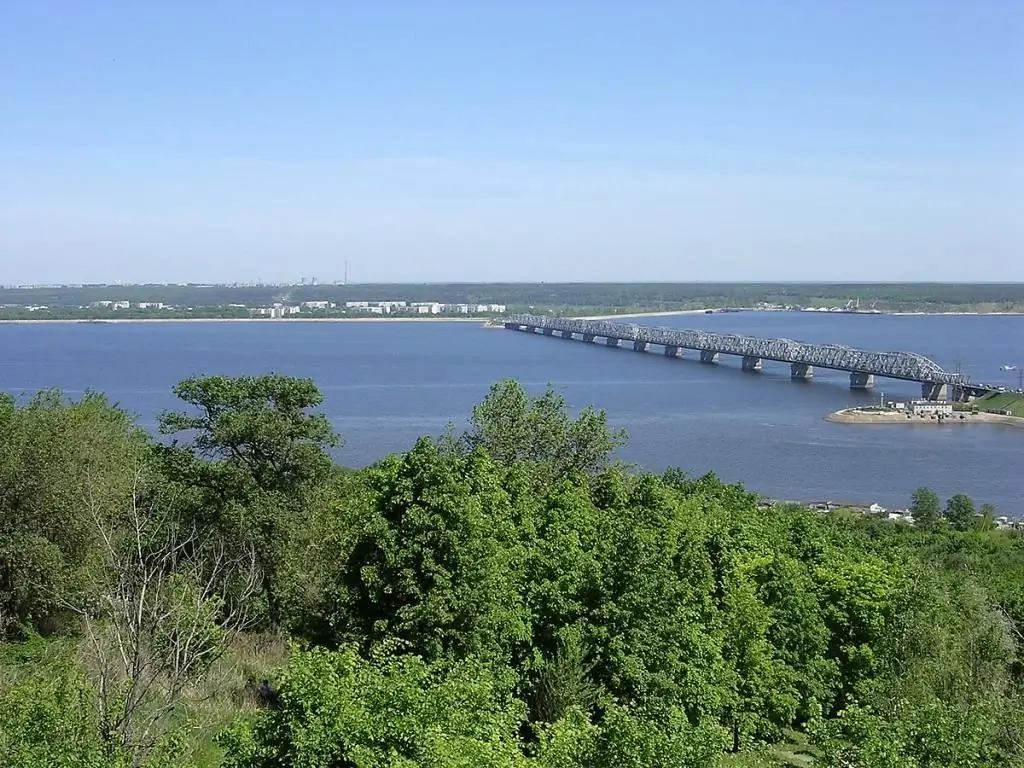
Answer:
[577,309,1024,321]
[826,408,1024,429]
[5,308,1024,325]
[890,311,1024,316]
[574,309,721,320]
[0,316,490,325]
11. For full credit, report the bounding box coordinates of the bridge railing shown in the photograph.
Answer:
[504,314,968,385]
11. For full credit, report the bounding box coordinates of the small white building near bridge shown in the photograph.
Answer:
[908,399,953,416]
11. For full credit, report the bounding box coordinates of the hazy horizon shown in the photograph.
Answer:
[2,2,1021,284]
[6,279,1024,289]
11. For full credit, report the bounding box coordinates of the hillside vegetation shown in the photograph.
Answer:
[1,377,1022,767]
[974,391,1024,417]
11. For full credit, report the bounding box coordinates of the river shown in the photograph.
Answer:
[1,312,1021,513]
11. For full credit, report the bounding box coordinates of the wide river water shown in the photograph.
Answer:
[1,313,1021,513]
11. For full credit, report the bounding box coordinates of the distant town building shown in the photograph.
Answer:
[411,302,443,314]
[345,301,407,313]
[441,303,507,314]
[335,300,507,315]
[250,304,301,318]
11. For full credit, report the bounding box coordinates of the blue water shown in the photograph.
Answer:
[1,313,1021,514]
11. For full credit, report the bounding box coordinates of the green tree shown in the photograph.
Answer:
[461,379,626,482]
[339,439,531,663]
[578,471,731,724]
[910,487,942,531]
[0,390,150,638]
[585,704,727,768]
[0,660,131,768]
[813,568,1021,766]
[814,555,899,713]
[945,494,976,532]
[976,503,998,532]
[219,645,532,768]
[158,374,340,626]
[158,373,340,493]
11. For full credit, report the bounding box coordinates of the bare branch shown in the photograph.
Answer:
[53,458,265,764]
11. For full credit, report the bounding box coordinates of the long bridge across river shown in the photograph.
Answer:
[504,314,990,401]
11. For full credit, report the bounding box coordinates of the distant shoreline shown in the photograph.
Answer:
[574,309,722,320]
[576,309,1024,321]
[0,317,490,325]
[826,408,1024,429]
[2,309,1023,325]
[888,311,1024,316]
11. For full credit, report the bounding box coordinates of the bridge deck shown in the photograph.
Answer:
[505,314,971,386]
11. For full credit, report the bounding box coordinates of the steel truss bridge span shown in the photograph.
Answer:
[504,314,970,388]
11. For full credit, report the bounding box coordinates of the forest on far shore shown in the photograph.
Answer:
[2,375,1023,767]
[3,281,1024,317]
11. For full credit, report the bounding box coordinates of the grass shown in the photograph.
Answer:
[174,632,289,767]
[720,729,819,767]
[0,631,288,768]
[973,391,1024,417]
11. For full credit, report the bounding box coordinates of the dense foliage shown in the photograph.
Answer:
[1,377,1022,767]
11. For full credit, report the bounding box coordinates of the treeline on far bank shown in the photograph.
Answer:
[3,281,1024,315]
[1,376,1022,768]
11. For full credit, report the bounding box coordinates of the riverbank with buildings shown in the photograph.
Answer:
[826,405,1024,429]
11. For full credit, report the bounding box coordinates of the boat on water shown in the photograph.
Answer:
[1001,365,1017,371]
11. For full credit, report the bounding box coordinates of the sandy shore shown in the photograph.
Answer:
[889,311,1024,316]
[574,309,717,321]
[0,316,491,325]
[826,408,1024,429]
[580,309,1024,320]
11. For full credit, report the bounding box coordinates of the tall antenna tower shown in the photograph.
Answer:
[343,260,348,286]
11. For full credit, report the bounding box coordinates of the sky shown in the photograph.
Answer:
[1,1,1022,284]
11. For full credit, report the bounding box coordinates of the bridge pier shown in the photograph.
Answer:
[606,337,619,348]
[850,372,875,390]
[633,340,649,353]
[700,350,719,364]
[742,356,763,373]
[664,345,681,357]
[921,383,948,401]
[583,334,595,343]
[542,328,554,336]
[504,322,521,331]
[791,363,814,381]
[558,330,574,339]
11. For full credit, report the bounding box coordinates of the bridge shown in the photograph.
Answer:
[503,314,988,400]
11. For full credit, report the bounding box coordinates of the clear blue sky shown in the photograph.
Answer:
[2,1,1021,283]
